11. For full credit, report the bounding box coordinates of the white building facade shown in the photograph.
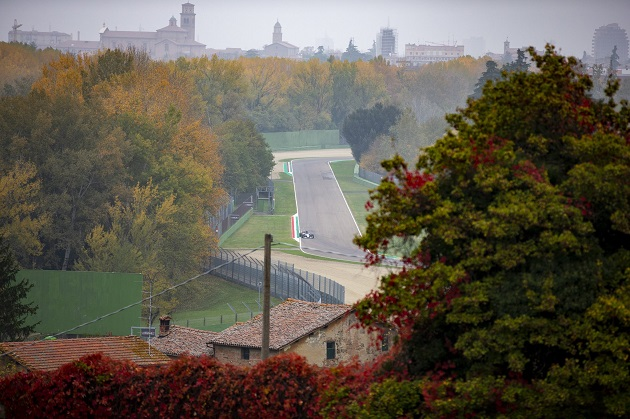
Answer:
[404,43,465,67]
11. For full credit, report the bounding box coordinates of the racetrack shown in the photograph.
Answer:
[269,149,392,303]
[292,157,365,263]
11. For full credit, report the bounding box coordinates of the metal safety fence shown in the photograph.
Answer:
[208,249,345,305]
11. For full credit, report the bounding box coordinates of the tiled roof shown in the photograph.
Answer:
[149,325,218,357]
[0,336,170,371]
[211,299,351,350]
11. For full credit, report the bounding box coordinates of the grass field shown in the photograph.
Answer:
[170,275,283,332]
[329,160,376,234]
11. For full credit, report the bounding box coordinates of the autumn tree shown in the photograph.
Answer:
[0,236,38,341]
[182,55,249,126]
[0,161,49,268]
[0,41,59,97]
[355,46,630,416]
[241,56,293,132]
[289,59,332,130]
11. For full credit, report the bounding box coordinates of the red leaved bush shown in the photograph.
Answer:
[133,355,245,418]
[0,350,415,418]
[0,353,137,418]
[239,352,319,418]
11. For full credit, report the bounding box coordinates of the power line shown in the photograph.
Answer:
[0,246,264,360]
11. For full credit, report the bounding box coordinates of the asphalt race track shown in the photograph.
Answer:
[292,157,366,263]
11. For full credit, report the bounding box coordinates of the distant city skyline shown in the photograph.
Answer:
[2,0,630,59]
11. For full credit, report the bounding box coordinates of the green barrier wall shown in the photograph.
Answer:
[262,130,343,151]
[17,270,143,337]
[218,208,253,246]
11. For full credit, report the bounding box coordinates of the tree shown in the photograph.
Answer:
[342,102,402,162]
[313,45,327,62]
[503,48,530,73]
[0,161,49,267]
[341,39,366,63]
[0,236,38,341]
[609,45,620,76]
[470,59,501,99]
[355,46,630,416]
[288,59,332,129]
[183,55,248,126]
[215,119,275,196]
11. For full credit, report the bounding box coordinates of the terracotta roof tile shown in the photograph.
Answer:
[0,336,170,371]
[211,298,352,350]
[149,325,219,357]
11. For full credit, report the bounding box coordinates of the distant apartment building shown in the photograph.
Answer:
[376,27,398,58]
[403,43,465,67]
[263,21,299,59]
[592,23,629,65]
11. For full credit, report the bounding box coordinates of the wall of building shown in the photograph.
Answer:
[288,313,384,367]
[214,314,389,368]
[213,345,280,367]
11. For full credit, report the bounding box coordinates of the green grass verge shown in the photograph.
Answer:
[329,160,374,234]
[221,173,296,248]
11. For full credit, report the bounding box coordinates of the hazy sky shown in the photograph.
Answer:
[2,0,629,58]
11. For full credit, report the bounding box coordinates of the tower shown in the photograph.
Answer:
[376,27,397,57]
[273,21,282,44]
[180,2,196,41]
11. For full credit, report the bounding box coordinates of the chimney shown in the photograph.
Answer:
[159,315,172,336]
[77,31,80,41]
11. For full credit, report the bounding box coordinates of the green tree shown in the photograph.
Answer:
[342,102,402,162]
[313,46,327,62]
[355,46,630,416]
[470,59,501,99]
[215,119,274,196]
[0,236,38,341]
[503,48,530,73]
[341,39,366,63]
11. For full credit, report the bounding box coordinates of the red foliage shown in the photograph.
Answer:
[0,349,411,418]
[238,353,319,418]
[470,136,507,168]
[512,160,545,183]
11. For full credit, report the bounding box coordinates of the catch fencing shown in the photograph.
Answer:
[208,249,345,305]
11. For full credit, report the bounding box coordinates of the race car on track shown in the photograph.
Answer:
[299,230,315,239]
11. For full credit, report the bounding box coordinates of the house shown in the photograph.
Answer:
[149,315,218,359]
[0,335,170,374]
[210,298,391,367]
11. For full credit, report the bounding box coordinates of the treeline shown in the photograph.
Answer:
[0,45,278,322]
[0,42,489,275]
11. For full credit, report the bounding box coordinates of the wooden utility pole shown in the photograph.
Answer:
[261,233,272,360]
